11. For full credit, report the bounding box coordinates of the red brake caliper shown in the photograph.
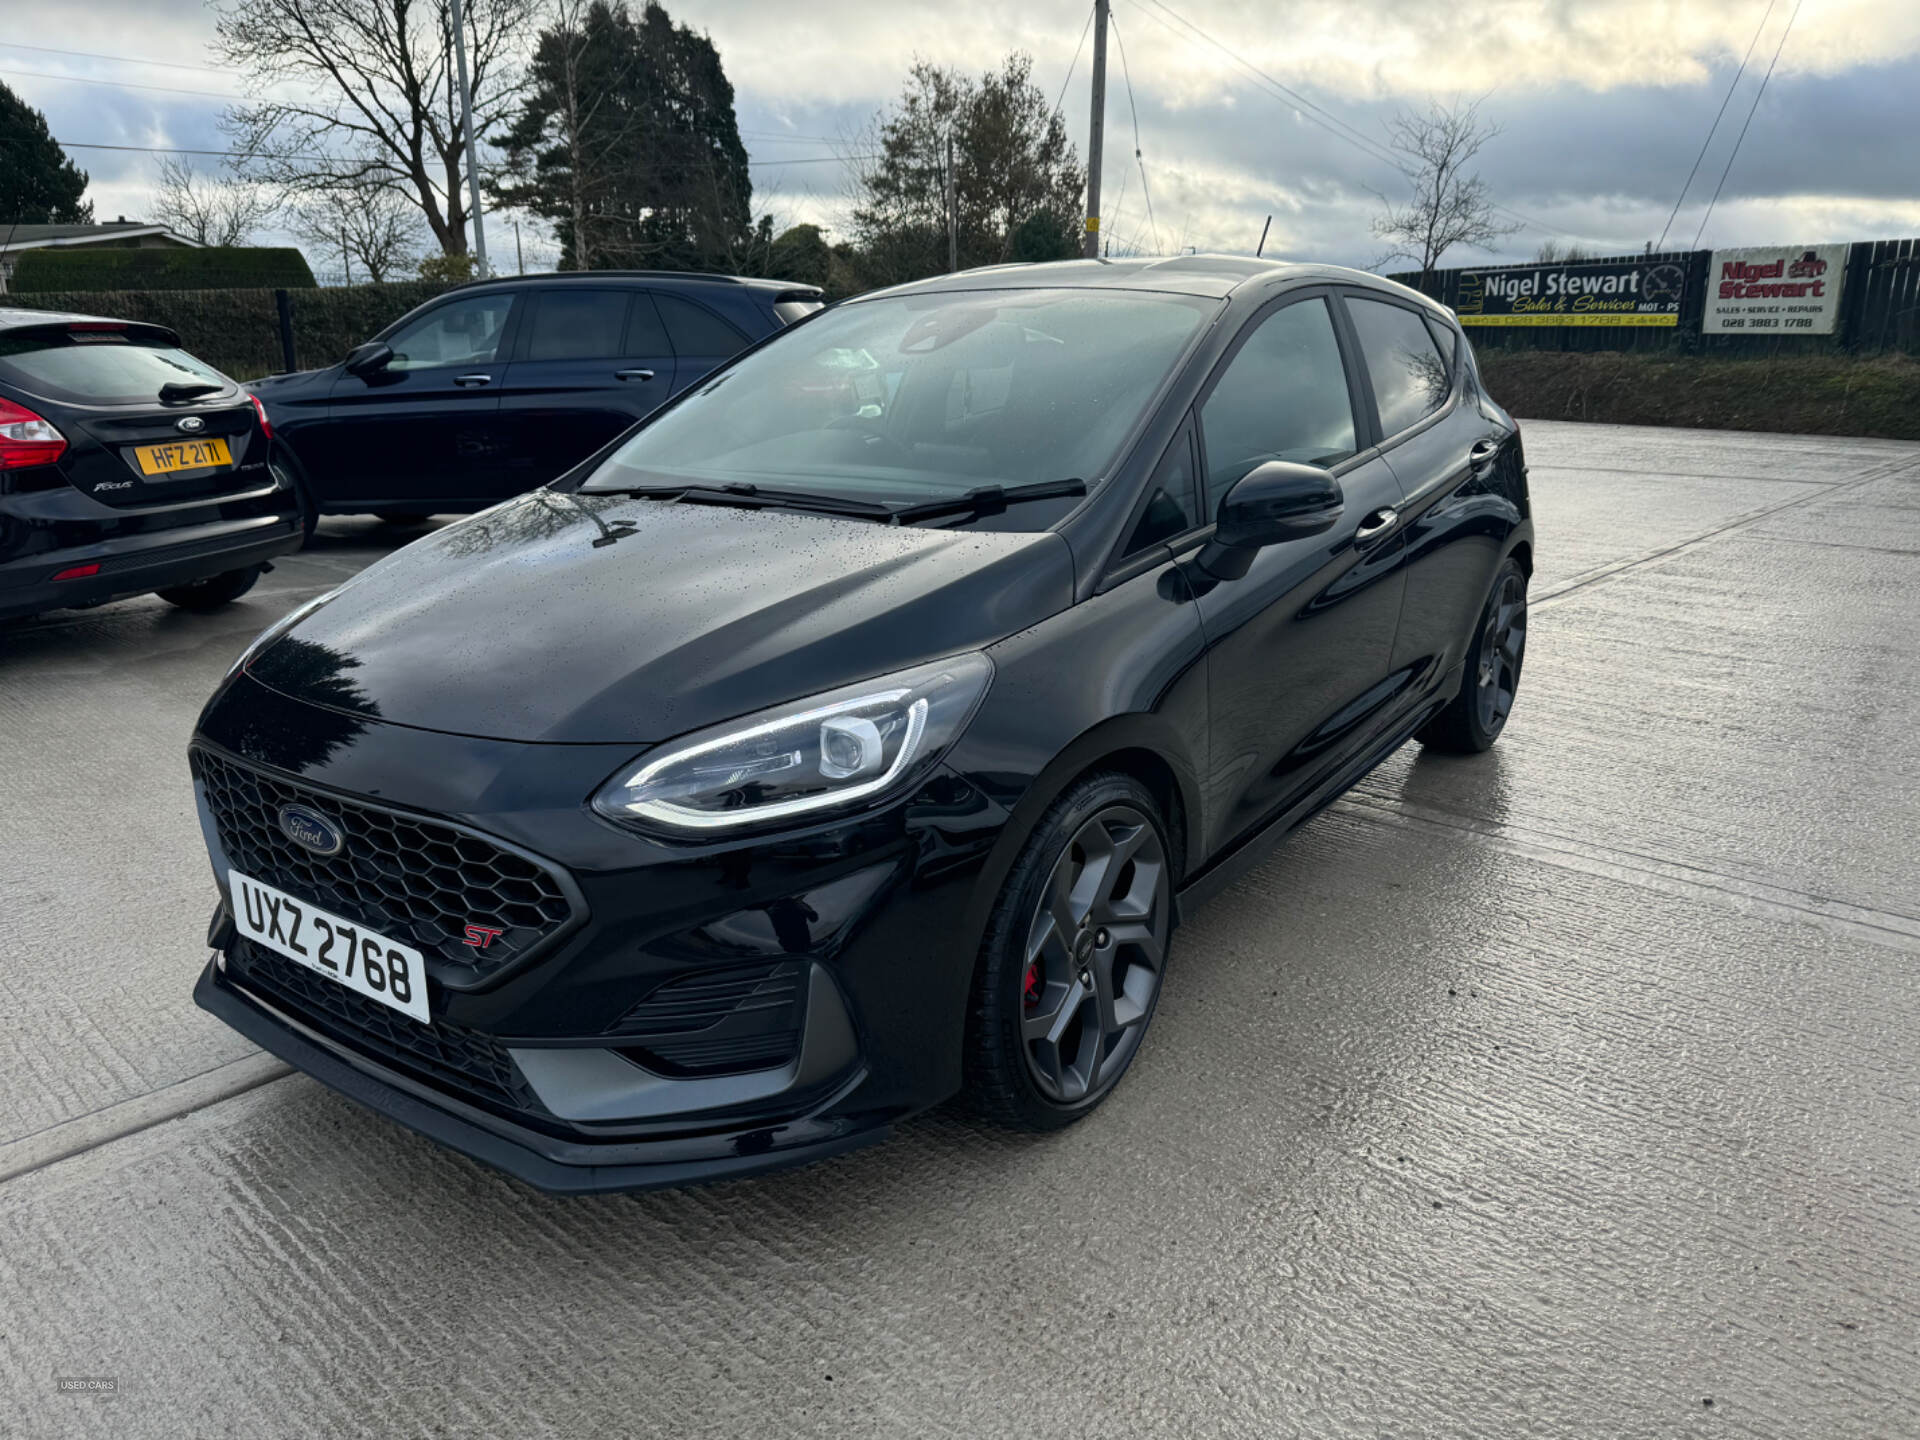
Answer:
[1023,960,1042,1007]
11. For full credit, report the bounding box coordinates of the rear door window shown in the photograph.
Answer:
[655,293,749,358]
[625,293,672,356]
[0,333,231,406]
[1346,296,1453,438]
[523,290,627,361]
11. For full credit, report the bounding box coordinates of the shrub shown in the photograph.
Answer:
[10,246,318,292]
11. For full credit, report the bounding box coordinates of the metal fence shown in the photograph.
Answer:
[0,282,455,380]
[1390,236,1920,356]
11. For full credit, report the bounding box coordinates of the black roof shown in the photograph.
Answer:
[0,306,176,337]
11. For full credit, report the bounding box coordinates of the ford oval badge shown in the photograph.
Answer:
[279,804,344,856]
[177,415,206,434]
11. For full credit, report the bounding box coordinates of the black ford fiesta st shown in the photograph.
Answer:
[190,255,1532,1192]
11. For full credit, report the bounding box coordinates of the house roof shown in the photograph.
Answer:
[0,222,201,253]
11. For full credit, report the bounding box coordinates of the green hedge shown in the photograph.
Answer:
[1,282,453,379]
[11,246,318,293]
[1479,350,1920,441]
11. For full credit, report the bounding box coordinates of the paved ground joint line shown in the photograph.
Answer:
[1532,451,1920,609]
[1337,792,1920,953]
[0,1050,292,1185]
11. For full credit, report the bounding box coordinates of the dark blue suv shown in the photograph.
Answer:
[250,272,823,531]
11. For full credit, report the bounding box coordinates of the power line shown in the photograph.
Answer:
[1657,0,1777,249]
[1120,0,1585,242]
[0,64,253,103]
[0,41,229,75]
[1052,3,1097,123]
[1692,0,1803,247]
[38,137,875,171]
[1107,12,1158,255]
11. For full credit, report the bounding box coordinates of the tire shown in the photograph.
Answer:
[963,772,1176,1131]
[156,565,263,612]
[1417,556,1528,754]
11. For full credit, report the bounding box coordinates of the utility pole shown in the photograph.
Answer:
[945,132,959,273]
[1083,0,1108,259]
[515,220,525,275]
[449,0,490,276]
[341,228,353,286]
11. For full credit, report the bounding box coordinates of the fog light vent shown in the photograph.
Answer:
[606,962,805,1076]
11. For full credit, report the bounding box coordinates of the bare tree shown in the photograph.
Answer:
[149,158,278,246]
[290,181,425,282]
[213,0,529,257]
[1371,98,1519,281]
[1535,239,1594,263]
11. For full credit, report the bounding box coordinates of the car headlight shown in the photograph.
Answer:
[593,651,994,835]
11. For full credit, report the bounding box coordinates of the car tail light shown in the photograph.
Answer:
[53,563,102,580]
[0,396,67,470]
[249,393,274,440]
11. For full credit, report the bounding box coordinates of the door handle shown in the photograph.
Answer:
[614,368,656,383]
[1469,439,1500,471]
[453,373,492,388]
[1355,507,1399,544]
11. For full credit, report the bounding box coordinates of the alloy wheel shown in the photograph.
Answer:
[1019,804,1170,1104]
[1475,571,1528,737]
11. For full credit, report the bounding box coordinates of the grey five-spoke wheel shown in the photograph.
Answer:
[1474,569,1527,736]
[1417,555,1529,754]
[964,773,1175,1131]
[1019,805,1169,1104]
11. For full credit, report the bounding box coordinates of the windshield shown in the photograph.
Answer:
[581,287,1217,511]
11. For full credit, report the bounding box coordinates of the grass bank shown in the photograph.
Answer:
[1478,350,1920,441]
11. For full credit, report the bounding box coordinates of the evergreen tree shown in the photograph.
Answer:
[494,0,754,272]
[0,83,92,225]
[853,54,1083,288]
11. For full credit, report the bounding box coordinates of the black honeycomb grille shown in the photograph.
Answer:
[231,940,542,1114]
[193,748,579,982]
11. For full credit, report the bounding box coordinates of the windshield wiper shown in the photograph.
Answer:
[606,482,896,520]
[159,380,223,403]
[889,478,1087,526]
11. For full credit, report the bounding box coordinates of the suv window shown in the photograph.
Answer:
[625,293,671,355]
[1347,296,1452,437]
[1123,422,1200,557]
[655,293,748,358]
[525,290,625,361]
[1198,297,1356,510]
[386,293,514,372]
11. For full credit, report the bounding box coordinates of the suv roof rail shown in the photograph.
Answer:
[442,270,821,296]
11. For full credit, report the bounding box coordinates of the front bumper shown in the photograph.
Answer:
[189,674,1014,1191]
[197,958,886,1193]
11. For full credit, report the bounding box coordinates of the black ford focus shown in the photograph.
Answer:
[191,256,1532,1192]
[0,309,301,623]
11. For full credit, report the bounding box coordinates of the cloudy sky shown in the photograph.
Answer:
[6,0,1918,276]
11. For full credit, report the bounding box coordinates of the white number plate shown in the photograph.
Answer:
[230,869,429,1023]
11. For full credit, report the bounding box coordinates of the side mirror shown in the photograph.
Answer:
[1198,461,1344,581]
[344,341,394,376]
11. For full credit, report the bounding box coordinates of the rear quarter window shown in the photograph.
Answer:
[0,333,232,407]
[655,293,749,357]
